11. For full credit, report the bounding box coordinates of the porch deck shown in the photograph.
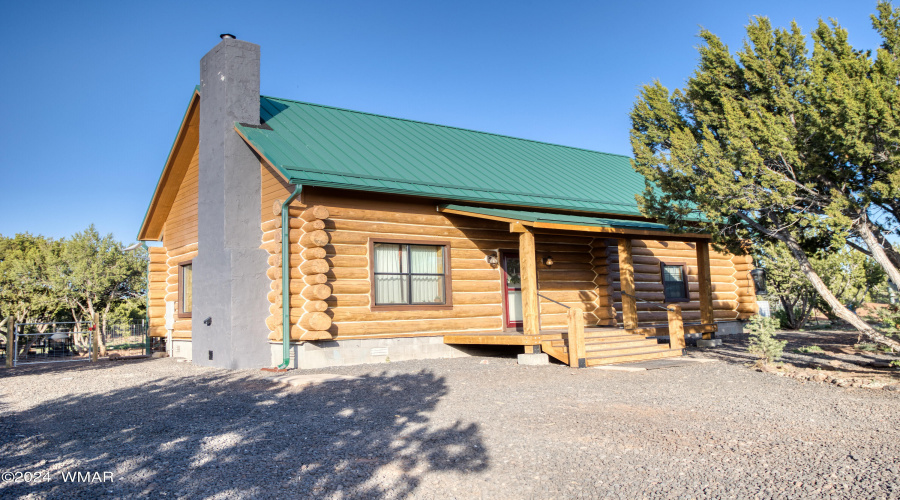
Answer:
[444,325,699,366]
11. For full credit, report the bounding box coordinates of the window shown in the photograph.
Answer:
[371,241,451,308]
[661,263,688,302]
[178,261,193,317]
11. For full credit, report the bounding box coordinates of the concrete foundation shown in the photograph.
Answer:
[696,338,723,348]
[517,353,549,365]
[270,336,472,369]
[171,340,193,361]
[716,320,745,336]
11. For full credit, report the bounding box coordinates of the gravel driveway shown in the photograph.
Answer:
[1,346,899,499]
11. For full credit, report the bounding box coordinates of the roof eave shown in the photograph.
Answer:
[137,88,201,241]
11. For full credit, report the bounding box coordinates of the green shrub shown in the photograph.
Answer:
[796,345,824,354]
[748,315,787,365]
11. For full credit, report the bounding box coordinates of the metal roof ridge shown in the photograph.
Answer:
[260,94,633,160]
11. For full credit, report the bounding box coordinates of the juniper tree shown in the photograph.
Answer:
[630,3,900,349]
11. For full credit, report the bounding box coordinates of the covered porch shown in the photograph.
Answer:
[439,205,721,367]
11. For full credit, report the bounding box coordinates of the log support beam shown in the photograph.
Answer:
[617,239,638,330]
[518,227,540,336]
[695,241,715,340]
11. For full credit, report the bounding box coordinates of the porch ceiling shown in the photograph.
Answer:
[437,204,711,241]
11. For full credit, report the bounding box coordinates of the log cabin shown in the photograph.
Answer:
[137,36,756,370]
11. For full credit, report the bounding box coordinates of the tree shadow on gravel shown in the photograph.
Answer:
[0,367,487,499]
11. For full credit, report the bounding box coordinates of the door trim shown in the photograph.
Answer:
[501,251,523,331]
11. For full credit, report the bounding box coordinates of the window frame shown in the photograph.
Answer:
[659,261,690,303]
[368,238,453,311]
[177,260,193,318]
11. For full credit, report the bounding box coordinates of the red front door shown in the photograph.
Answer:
[501,252,523,329]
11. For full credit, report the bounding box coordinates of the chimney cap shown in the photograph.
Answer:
[220,33,236,40]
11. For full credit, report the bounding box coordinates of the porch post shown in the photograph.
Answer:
[518,226,540,336]
[617,239,638,330]
[695,241,715,339]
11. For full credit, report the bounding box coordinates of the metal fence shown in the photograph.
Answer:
[2,321,150,366]
[9,321,94,365]
[104,322,149,356]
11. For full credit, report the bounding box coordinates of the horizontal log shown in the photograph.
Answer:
[150,317,165,327]
[302,247,328,260]
[300,259,329,275]
[149,253,167,264]
[452,281,501,293]
[324,268,368,280]
[327,231,510,249]
[149,282,166,291]
[300,312,332,331]
[300,230,329,248]
[304,274,328,286]
[327,218,511,242]
[329,280,370,295]
[300,206,330,222]
[164,292,177,302]
[453,292,502,305]
[173,320,191,331]
[737,303,758,313]
[536,270,597,282]
[259,242,281,254]
[262,230,280,243]
[331,305,501,322]
[149,246,167,254]
[330,317,502,336]
[328,206,502,229]
[327,255,368,268]
[537,289,599,302]
[298,330,334,341]
[303,300,328,313]
[536,280,597,291]
[148,306,165,317]
[450,258,494,270]
[302,284,332,301]
[261,218,281,232]
[149,263,167,273]
[301,220,326,232]
[326,295,370,307]
[454,270,500,281]
[149,326,167,338]
[166,242,198,257]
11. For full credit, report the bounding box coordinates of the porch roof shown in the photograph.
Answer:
[437,204,711,240]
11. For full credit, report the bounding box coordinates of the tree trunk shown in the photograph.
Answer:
[781,231,900,351]
[737,211,900,351]
[858,214,900,290]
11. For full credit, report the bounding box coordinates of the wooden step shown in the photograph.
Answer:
[586,342,670,357]
[584,339,660,353]
[539,341,569,364]
[548,335,644,348]
[585,348,682,366]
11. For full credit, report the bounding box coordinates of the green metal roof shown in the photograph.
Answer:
[439,204,673,232]
[236,96,651,217]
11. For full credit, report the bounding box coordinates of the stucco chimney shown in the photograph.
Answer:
[193,37,269,369]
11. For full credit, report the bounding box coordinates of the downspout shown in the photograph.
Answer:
[278,185,302,369]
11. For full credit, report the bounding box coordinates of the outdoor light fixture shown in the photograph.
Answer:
[750,268,767,294]
[486,254,499,266]
[543,256,554,267]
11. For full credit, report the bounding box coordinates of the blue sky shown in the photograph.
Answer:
[0,0,886,242]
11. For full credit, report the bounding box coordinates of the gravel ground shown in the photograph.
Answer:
[1,345,899,499]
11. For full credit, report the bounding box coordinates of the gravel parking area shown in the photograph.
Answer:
[1,347,899,499]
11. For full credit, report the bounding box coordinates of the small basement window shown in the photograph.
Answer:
[661,263,688,302]
[372,241,451,308]
[179,261,193,317]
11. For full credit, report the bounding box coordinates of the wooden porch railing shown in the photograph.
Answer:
[566,307,586,368]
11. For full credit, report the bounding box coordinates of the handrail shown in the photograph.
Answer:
[537,293,570,310]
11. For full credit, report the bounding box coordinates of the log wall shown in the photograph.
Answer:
[258,175,757,341]
[605,239,757,324]
[148,246,168,338]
